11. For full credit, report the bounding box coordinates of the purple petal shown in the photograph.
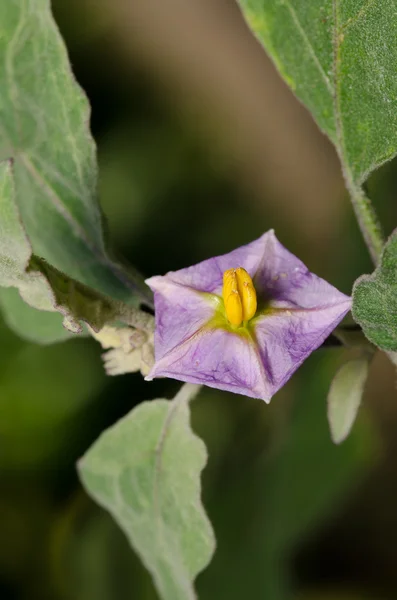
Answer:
[146,326,272,401]
[253,299,351,394]
[252,231,339,305]
[153,232,274,295]
[146,276,216,361]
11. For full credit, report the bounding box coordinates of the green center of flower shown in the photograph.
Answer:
[222,267,257,326]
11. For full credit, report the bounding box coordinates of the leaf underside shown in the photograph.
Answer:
[0,161,141,342]
[79,386,215,600]
[327,357,369,444]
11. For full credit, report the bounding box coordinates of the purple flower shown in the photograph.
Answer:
[145,230,351,402]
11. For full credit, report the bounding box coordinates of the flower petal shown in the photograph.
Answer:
[253,299,351,394]
[146,276,216,361]
[153,232,275,295]
[251,231,348,309]
[146,326,272,401]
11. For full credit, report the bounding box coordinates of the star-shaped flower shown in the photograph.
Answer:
[145,230,351,402]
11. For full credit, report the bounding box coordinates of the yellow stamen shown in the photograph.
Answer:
[222,267,257,326]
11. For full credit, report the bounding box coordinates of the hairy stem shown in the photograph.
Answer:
[349,187,384,265]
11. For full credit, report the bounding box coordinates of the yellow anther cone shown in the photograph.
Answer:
[222,267,257,326]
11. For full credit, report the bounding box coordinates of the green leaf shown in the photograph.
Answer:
[238,0,397,203]
[327,357,369,444]
[0,159,69,341]
[0,0,151,306]
[352,231,397,350]
[0,160,147,343]
[0,287,74,344]
[78,384,215,600]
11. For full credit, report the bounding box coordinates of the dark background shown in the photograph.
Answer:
[2,1,397,598]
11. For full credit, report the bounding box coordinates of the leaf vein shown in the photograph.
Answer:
[282,0,333,95]
[20,153,102,253]
[341,0,377,32]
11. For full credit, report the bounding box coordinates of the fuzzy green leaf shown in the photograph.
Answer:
[238,0,397,191]
[0,0,151,306]
[353,231,397,351]
[0,161,144,343]
[78,384,215,600]
[0,161,64,341]
[0,287,73,344]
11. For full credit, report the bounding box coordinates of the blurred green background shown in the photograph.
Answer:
[2,1,397,599]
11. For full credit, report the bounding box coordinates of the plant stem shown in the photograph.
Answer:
[349,186,384,266]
